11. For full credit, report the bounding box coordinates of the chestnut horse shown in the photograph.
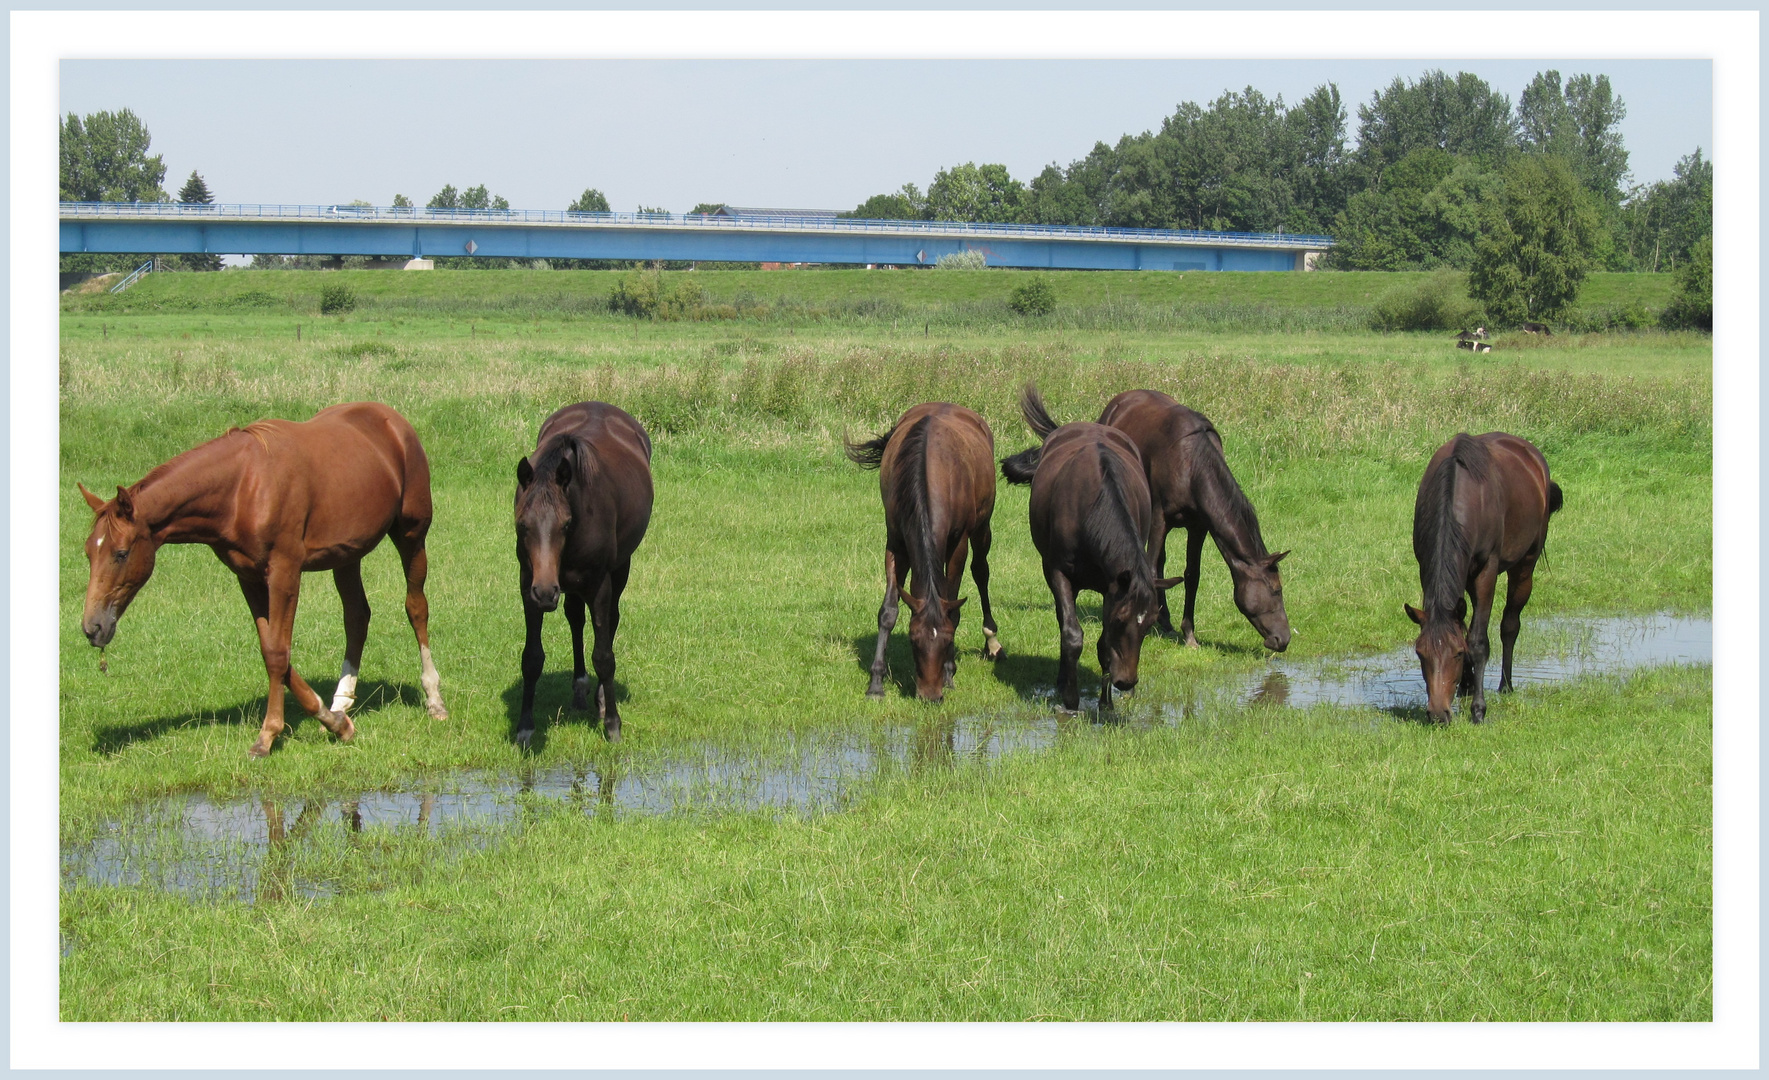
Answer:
[78,402,448,758]
[1002,394,1178,712]
[1405,432,1563,723]
[514,402,653,748]
[1010,386,1290,652]
[845,403,1001,702]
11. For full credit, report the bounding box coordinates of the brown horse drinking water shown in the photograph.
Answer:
[1406,432,1563,723]
[1009,386,1290,652]
[514,402,654,748]
[1002,391,1179,712]
[845,403,1002,702]
[78,402,449,758]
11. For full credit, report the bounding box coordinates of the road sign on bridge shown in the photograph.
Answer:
[60,203,1333,271]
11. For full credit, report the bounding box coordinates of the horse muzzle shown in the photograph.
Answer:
[82,608,117,647]
[528,584,561,612]
[1265,629,1291,653]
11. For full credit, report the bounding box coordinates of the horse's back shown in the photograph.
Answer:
[1422,432,1554,566]
[1031,423,1148,521]
[879,403,996,529]
[537,402,654,560]
[1099,389,1219,508]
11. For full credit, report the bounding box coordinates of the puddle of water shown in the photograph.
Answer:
[61,613,1707,906]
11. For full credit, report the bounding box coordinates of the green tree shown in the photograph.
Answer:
[925,163,1024,223]
[569,188,612,213]
[60,109,168,203]
[844,184,925,220]
[1468,154,1602,323]
[391,194,413,208]
[1661,234,1712,329]
[1329,148,1499,270]
[175,170,222,271]
[1353,70,1516,186]
[427,184,460,209]
[688,202,724,216]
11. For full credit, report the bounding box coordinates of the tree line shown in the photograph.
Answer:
[846,69,1711,275]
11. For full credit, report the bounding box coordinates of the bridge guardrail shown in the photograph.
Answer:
[60,202,1334,250]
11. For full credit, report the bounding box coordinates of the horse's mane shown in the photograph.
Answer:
[1190,422,1268,558]
[891,417,948,618]
[1083,442,1149,582]
[521,430,596,509]
[1415,433,1492,618]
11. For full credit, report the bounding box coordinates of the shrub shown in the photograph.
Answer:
[1661,235,1712,331]
[1367,271,1481,331]
[319,283,356,315]
[1008,275,1057,316]
[609,270,705,320]
[934,249,989,270]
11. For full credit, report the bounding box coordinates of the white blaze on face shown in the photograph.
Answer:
[330,658,359,714]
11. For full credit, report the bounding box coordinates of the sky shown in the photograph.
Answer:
[61,59,1711,213]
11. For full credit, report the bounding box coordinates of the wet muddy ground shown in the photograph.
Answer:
[62,613,1709,906]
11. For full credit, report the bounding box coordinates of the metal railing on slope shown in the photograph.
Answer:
[108,258,156,293]
[60,202,1335,250]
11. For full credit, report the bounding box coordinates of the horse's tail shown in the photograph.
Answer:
[1019,383,1060,442]
[1000,446,1041,485]
[843,425,894,470]
[1547,480,1564,515]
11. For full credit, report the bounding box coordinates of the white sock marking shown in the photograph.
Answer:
[330,659,359,714]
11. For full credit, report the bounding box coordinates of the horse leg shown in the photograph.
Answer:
[1047,568,1084,713]
[1498,562,1536,693]
[1465,565,1500,723]
[942,536,970,687]
[393,529,448,720]
[1179,526,1207,647]
[1149,522,1174,636]
[970,524,1003,660]
[590,561,629,742]
[330,560,370,716]
[516,568,546,750]
[245,564,349,758]
[565,593,590,710]
[867,550,905,698]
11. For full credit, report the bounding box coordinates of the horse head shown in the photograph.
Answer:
[1098,569,1182,698]
[1406,601,1468,722]
[901,590,965,702]
[78,482,159,647]
[1232,550,1291,652]
[515,446,575,612]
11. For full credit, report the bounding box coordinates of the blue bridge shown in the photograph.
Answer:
[60,203,1333,272]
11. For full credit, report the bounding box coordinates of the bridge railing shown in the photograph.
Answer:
[60,202,1334,249]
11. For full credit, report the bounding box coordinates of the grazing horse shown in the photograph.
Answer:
[1005,386,1289,652]
[1520,321,1553,336]
[1454,327,1489,342]
[77,402,449,758]
[514,402,653,748]
[1405,432,1563,723]
[845,403,1001,702]
[1002,398,1178,712]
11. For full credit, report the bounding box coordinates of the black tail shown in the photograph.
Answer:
[1019,383,1060,441]
[1001,446,1041,485]
[843,425,894,470]
[1547,480,1564,515]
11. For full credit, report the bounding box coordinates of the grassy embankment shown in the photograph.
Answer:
[58,270,1711,1020]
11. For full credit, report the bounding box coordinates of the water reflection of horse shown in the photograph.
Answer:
[77,402,449,758]
[1405,433,1563,723]
[845,403,1003,702]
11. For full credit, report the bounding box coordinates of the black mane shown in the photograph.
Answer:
[1083,442,1150,583]
[1192,424,1268,558]
[1414,433,1492,618]
[892,417,949,625]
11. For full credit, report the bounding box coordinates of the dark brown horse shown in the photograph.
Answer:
[1010,386,1290,652]
[515,402,653,748]
[1002,399,1178,712]
[1405,432,1563,723]
[78,402,448,758]
[845,403,1001,702]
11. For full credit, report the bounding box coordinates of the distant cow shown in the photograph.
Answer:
[1454,327,1488,342]
[1521,322,1553,336]
[1456,340,1493,354]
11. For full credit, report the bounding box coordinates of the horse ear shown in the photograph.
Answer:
[77,482,105,513]
[1153,576,1183,591]
[553,454,572,489]
[114,487,135,522]
[1404,603,1425,626]
[1454,598,1468,623]
[516,457,535,489]
[1115,569,1133,593]
[1266,550,1289,567]
[943,596,967,615]
[901,592,925,616]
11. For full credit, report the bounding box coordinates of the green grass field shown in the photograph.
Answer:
[58,270,1711,1020]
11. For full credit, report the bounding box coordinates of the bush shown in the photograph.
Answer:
[1008,275,1057,316]
[609,270,705,320]
[318,283,356,315]
[1661,235,1712,331]
[934,249,989,270]
[1367,271,1481,331]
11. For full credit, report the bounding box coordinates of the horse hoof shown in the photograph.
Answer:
[334,715,357,742]
[865,688,885,701]
[247,739,272,759]
[428,704,450,720]
[603,725,622,744]
[514,729,533,751]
